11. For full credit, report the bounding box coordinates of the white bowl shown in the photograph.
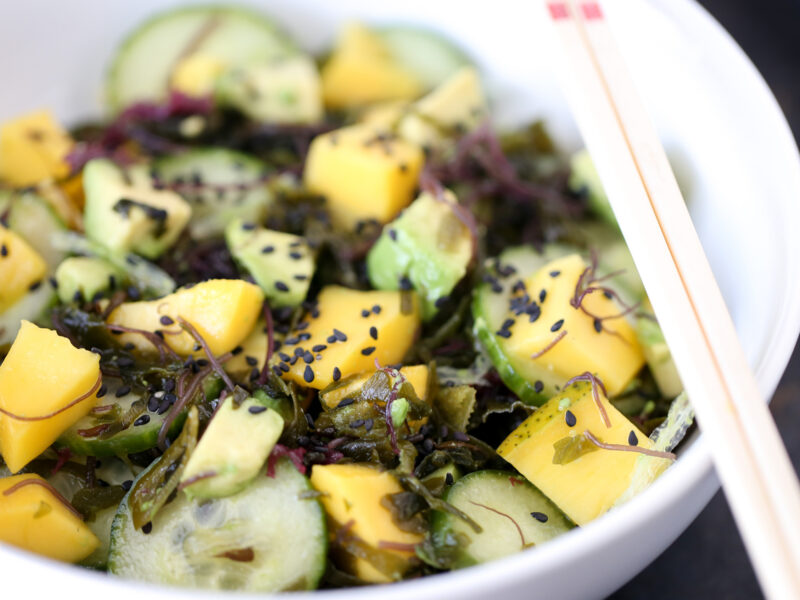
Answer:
[1,1,799,599]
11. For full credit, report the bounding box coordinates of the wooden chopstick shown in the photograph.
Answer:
[544,2,800,598]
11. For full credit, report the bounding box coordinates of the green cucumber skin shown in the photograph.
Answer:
[108,458,327,592]
[106,5,297,112]
[431,470,573,568]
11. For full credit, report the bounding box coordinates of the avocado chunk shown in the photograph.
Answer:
[568,149,617,229]
[180,393,284,500]
[83,159,191,259]
[54,256,125,304]
[367,189,472,319]
[636,298,682,398]
[498,380,670,525]
[398,66,487,152]
[225,218,315,308]
[217,55,323,124]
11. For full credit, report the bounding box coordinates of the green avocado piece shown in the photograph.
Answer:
[54,256,125,304]
[82,159,191,259]
[179,394,284,500]
[366,189,472,320]
[216,55,323,124]
[568,149,618,229]
[225,218,315,307]
[636,298,682,398]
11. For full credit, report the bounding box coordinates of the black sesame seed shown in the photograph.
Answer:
[294,347,305,357]
[261,245,275,254]
[285,336,300,345]
[399,276,413,291]
[245,356,258,367]
[148,395,160,412]
[0,244,7,257]
[305,413,315,428]
[296,321,309,330]
[73,290,83,302]
[142,522,152,534]
[333,367,341,382]
[422,438,435,453]
[549,270,561,278]
[364,418,374,431]
[369,326,378,340]
[48,276,58,289]
[116,385,131,397]
[159,315,174,326]
[289,251,303,260]
[279,352,291,362]
[502,318,515,330]
[249,405,267,415]
[124,342,135,351]
[272,365,283,377]
[372,305,382,314]
[327,335,336,344]
[241,222,256,231]
[534,380,544,393]
[337,397,355,408]
[350,419,365,428]
[531,512,549,523]
[275,281,289,292]
[279,362,290,373]
[565,410,577,427]
[289,240,303,248]
[361,309,370,317]
[126,286,141,300]
[289,355,298,365]
[539,289,547,303]
[495,329,512,339]
[297,332,311,341]
[97,384,108,398]
[603,290,613,300]
[134,415,150,427]
[196,359,209,368]
[121,480,133,492]
[435,296,449,309]
[303,365,314,383]
[628,431,639,446]
[361,346,376,356]
[312,344,327,352]
[333,328,347,342]
[303,351,315,364]
[28,280,42,291]
[445,472,455,486]
[293,274,308,281]
[388,229,398,241]
[551,319,564,332]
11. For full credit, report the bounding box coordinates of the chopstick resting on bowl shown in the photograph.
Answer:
[544,1,800,598]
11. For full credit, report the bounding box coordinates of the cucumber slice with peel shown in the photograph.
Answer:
[106,5,298,111]
[431,470,572,567]
[0,283,56,348]
[378,27,472,91]
[108,458,327,591]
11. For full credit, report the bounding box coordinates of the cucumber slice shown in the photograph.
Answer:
[106,6,297,111]
[108,458,327,591]
[472,244,572,405]
[0,283,56,348]
[154,148,272,239]
[378,27,472,91]
[431,470,572,567]
[58,377,223,458]
[0,189,67,271]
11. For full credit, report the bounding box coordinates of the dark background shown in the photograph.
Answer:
[612,1,800,598]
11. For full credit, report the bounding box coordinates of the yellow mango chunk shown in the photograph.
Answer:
[0,110,74,186]
[0,227,47,313]
[171,54,227,97]
[0,474,99,562]
[0,322,101,473]
[320,364,430,410]
[498,381,668,525]
[310,463,421,582]
[321,24,423,109]
[107,279,263,357]
[280,287,420,390]
[505,254,644,396]
[304,125,424,230]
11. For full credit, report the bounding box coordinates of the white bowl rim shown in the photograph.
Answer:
[1,0,800,598]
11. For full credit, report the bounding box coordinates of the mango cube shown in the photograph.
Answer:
[0,322,101,473]
[0,227,47,313]
[107,279,264,357]
[304,125,424,230]
[0,110,74,187]
[0,474,99,562]
[321,24,423,109]
[498,381,668,525]
[320,364,429,410]
[310,463,421,582]
[280,287,420,390]
[504,254,644,396]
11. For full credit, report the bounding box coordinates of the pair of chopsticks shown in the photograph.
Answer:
[545,2,800,598]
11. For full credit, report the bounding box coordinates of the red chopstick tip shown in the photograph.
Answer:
[581,2,604,20]
[547,2,570,20]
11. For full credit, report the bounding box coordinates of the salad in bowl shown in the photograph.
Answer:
[0,4,692,592]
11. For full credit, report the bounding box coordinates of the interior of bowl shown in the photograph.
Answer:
[1,1,800,598]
